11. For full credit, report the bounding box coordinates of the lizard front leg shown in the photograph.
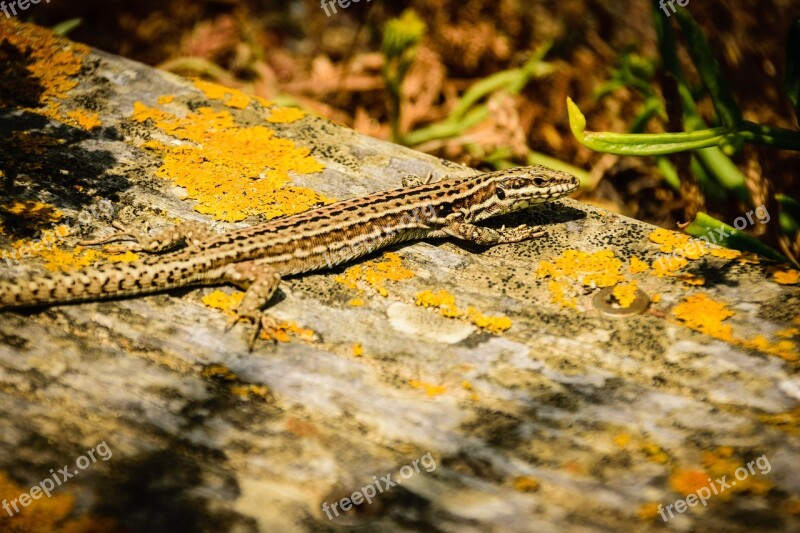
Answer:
[80,220,218,254]
[218,261,283,350]
[433,221,545,245]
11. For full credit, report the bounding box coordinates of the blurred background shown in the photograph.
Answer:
[24,0,800,263]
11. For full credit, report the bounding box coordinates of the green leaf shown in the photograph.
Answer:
[785,17,800,122]
[673,10,742,128]
[51,18,82,37]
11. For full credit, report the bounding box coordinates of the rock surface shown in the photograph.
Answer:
[0,19,798,533]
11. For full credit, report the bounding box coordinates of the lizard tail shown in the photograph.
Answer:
[0,261,195,309]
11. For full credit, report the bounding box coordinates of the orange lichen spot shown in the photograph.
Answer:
[612,281,638,308]
[409,379,447,397]
[202,289,244,314]
[131,101,328,222]
[710,248,741,260]
[758,407,800,435]
[783,497,800,516]
[0,470,116,533]
[629,257,650,273]
[670,469,712,496]
[637,502,662,521]
[641,441,669,464]
[676,273,705,286]
[652,293,662,303]
[267,107,306,124]
[777,328,799,339]
[347,298,365,307]
[334,252,414,297]
[613,432,631,448]
[672,293,734,341]
[512,476,540,493]
[157,95,175,104]
[773,268,800,285]
[65,109,101,130]
[701,447,773,497]
[265,321,315,343]
[230,384,270,401]
[202,363,238,381]
[352,343,364,357]
[193,79,251,109]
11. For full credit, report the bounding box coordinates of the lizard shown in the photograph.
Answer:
[0,165,579,348]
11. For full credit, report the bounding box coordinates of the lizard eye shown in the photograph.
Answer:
[496,187,506,200]
[533,177,545,186]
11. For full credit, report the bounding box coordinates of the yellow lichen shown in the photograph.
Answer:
[409,379,447,397]
[649,228,708,259]
[613,433,631,448]
[637,502,662,521]
[701,447,773,498]
[759,407,800,435]
[415,289,512,333]
[347,298,365,307]
[415,289,459,317]
[512,476,540,493]
[465,305,513,334]
[537,249,625,288]
[352,343,364,357]
[537,249,625,309]
[267,107,306,124]
[201,289,244,313]
[157,95,174,104]
[777,328,799,339]
[641,441,669,464]
[773,269,800,285]
[0,18,89,124]
[629,257,650,273]
[546,279,577,309]
[710,248,741,260]
[65,110,101,131]
[229,384,270,401]
[612,281,638,308]
[193,79,251,109]
[268,321,315,343]
[672,293,734,341]
[334,252,414,297]
[132,101,328,222]
[671,293,798,362]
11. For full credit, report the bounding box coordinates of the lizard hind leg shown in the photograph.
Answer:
[80,220,218,254]
[220,261,283,350]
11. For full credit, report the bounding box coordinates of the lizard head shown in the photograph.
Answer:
[464,166,580,223]
[492,165,580,209]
